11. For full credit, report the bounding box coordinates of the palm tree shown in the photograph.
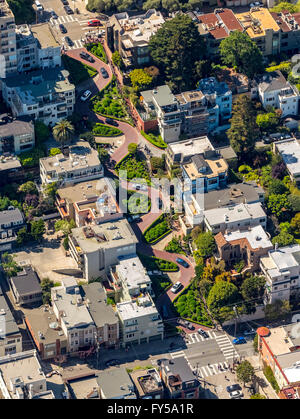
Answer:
[52,120,74,145]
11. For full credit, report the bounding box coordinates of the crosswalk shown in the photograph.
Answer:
[50,16,94,27]
[63,39,84,50]
[197,362,229,378]
[186,331,216,345]
[215,334,239,361]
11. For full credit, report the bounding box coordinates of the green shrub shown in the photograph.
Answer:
[92,123,122,137]
[141,130,167,149]
[263,365,280,392]
[19,147,45,167]
[144,216,171,243]
[85,42,107,63]
[62,55,97,85]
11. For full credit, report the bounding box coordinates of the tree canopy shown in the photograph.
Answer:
[241,275,265,301]
[52,120,74,145]
[207,280,239,322]
[129,69,153,91]
[193,231,216,258]
[236,360,255,386]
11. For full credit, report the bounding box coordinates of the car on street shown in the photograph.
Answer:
[232,337,247,345]
[170,281,182,294]
[100,67,109,78]
[226,384,242,393]
[105,359,120,368]
[79,51,95,63]
[198,328,209,338]
[50,10,58,19]
[88,19,102,27]
[105,118,118,126]
[61,0,69,4]
[64,5,74,14]
[186,322,195,331]
[59,24,67,34]
[176,257,189,268]
[64,36,74,47]
[80,90,92,102]
[229,390,243,399]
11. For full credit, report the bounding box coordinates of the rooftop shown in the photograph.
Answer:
[10,266,41,297]
[236,7,280,38]
[204,202,266,226]
[0,155,21,172]
[117,295,159,321]
[182,151,228,180]
[68,376,99,399]
[0,115,34,138]
[0,286,20,337]
[30,23,60,49]
[0,0,14,18]
[130,368,162,397]
[222,225,272,250]
[261,245,300,278]
[258,71,289,93]
[0,207,24,227]
[168,136,214,159]
[275,138,300,176]
[161,357,196,383]
[198,77,231,97]
[97,368,135,399]
[141,85,177,108]
[115,254,151,293]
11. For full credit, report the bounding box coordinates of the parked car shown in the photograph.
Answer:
[79,51,95,63]
[64,5,73,14]
[232,337,247,345]
[50,10,58,19]
[198,328,209,338]
[59,24,67,34]
[176,258,189,268]
[226,384,241,393]
[100,67,109,78]
[64,36,73,47]
[170,281,182,294]
[105,118,118,126]
[61,0,69,5]
[88,19,102,27]
[80,90,92,102]
[186,322,195,331]
[230,390,243,399]
[105,359,120,368]
[243,327,256,336]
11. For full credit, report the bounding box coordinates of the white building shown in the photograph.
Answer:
[257,71,299,117]
[273,138,300,184]
[260,245,300,304]
[51,278,96,354]
[0,286,22,357]
[0,0,17,77]
[204,202,267,234]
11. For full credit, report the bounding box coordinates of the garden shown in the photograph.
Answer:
[92,123,123,137]
[62,55,98,86]
[143,214,171,244]
[150,275,172,298]
[138,252,179,272]
[85,42,107,63]
[141,130,167,149]
[116,152,151,184]
[164,236,186,254]
[122,190,151,214]
[92,78,128,120]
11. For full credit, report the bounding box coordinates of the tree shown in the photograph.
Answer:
[128,143,138,154]
[250,393,266,399]
[288,194,300,212]
[35,120,50,146]
[43,182,58,199]
[264,299,291,321]
[207,280,239,322]
[236,360,255,386]
[142,0,161,10]
[16,227,32,245]
[52,120,74,145]
[194,59,212,80]
[279,221,292,234]
[198,279,213,298]
[1,253,22,277]
[30,219,45,242]
[112,50,122,68]
[227,95,258,159]
[268,179,288,195]
[98,147,110,164]
[220,31,264,78]
[256,112,279,132]
[267,194,291,218]
[41,278,54,304]
[271,1,300,13]
[129,69,153,91]
[271,162,286,180]
[149,14,205,92]
[18,181,38,196]
[291,213,300,235]
[194,231,216,258]
[271,231,295,247]
[241,275,265,301]
[55,219,76,236]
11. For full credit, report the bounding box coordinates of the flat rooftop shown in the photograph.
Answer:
[161,356,195,383]
[0,286,20,337]
[97,368,135,399]
[204,202,266,226]
[168,136,214,158]
[70,218,138,254]
[0,0,14,18]
[117,295,158,321]
[10,266,41,296]
[141,85,177,108]
[175,90,205,105]
[31,23,60,48]
[130,368,162,397]
[116,254,151,292]
[68,376,99,399]
[0,117,33,138]
[275,139,300,176]
[237,8,280,38]
[224,225,272,250]
[0,156,21,172]
[261,245,300,279]
[263,326,293,357]
[183,153,228,180]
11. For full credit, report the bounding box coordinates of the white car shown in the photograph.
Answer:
[171,281,182,294]
[80,90,92,102]
[230,390,243,399]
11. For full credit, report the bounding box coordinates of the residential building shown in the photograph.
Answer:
[9,265,42,306]
[106,9,165,69]
[0,285,22,357]
[97,368,136,399]
[0,154,21,180]
[0,349,48,399]
[40,141,103,186]
[0,114,34,154]
[117,294,163,346]
[160,357,201,399]
[236,7,281,56]
[260,245,300,304]
[204,202,267,234]
[56,178,122,227]
[66,374,99,399]
[270,11,300,55]
[0,0,17,77]
[254,71,299,117]
[81,282,119,349]
[273,138,300,184]
[51,278,96,354]
[130,368,164,399]
[68,219,138,281]
[0,207,25,252]
[215,225,273,272]
[2,67,75,126]
[24,305,68,360]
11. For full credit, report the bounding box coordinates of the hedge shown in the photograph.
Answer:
[85,42,107,63]
[138,253,179,272]
[92,123,123,137]
[263,365,280,393]
[62,55,97,85]
[141,130,167,149]
[143,214,171,244]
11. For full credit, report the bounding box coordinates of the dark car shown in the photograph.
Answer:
[105,118,118,127]
[100,67,109,78]
[226,384,242,393]
[176,257,189,268]
[61,0,69,4]
[105,359,120,368]
[50,10,58,19]
[79,51,95,63]
[64,36,74,47]
[59,24,67,34]
[64,5,74,14]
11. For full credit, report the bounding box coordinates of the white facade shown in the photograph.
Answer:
[273,139,300,184]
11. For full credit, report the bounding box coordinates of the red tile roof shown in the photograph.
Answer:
[216,8,243,32]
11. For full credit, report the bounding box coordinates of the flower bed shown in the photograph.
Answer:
[92,79,127,119]
[92,123,123,137]
[62,55,97,85]
[85,42,107,63]
[122,190,151,214]
[138,253,179,272]
[143,214,171,244]
[141,130,167,149]
[116,153,150,184]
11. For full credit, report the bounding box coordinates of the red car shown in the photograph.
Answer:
[88,19,102,27]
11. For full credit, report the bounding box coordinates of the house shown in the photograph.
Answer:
[117,294,163,347]
[260,245,300,304]
[0,1,17,77]
[9,265,42,306]
[204,202,267,234]
[68,219,138,281]
[24,305,68,360]
[0,207,25,252]
[66,374,99,399]
[0,349,49,399]
[97,368,136,399]
[106,9,165,69]
[273,138,300,184]
[51,278,96,354]
[2,67,75,126]
[0,114,35,154]
[56,178,122,227]
[130,368,164,399]
[160,357,201,399]
[215,225,273,272]
[81,283,119,349]
[0,285,22,357]
[255,71,299,117]
[270,10,300,56]
[40,141,103,186]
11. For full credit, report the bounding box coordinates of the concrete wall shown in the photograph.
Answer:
[222,305,265,326]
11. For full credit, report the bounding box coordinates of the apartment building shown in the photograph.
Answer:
[0,285,22,357]
[51,278,96,354]
[81,283,119,349]
[0,207,25,252]
[215,224,273,272]
[204,202,267,234]
[117,294,163,347]
[255,71,299,117]
[68,219,138,281]
[40,141,103,186]
[0,350,51,399]
[56,178,122,227]
[273,138,300,184]
[0,114,34,154]
[106,9,164,69]
[2,67,75,126]
[160,357,201,399]
[271,10,300,55]
[97,368,136,399]
[9,266,42,306]
[0,0,17,77]
[130,368,164,399]
[260,245,300,304]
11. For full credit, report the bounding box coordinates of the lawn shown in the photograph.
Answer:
[116,153,150,184]
[92,78,128,120]
[141,130,167,149]
[62,55,97,85]
[92,123,122,137]
[143,214,171,244]
[85,42,107,63]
